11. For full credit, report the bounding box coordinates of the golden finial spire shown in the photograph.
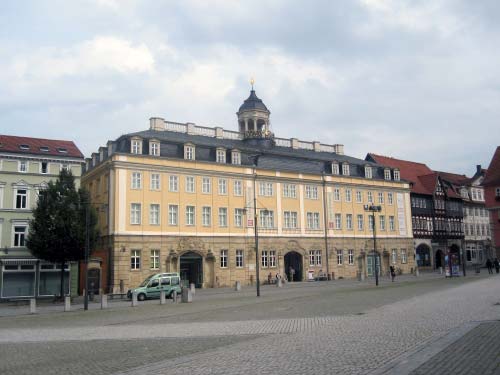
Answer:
[250,77,255,90]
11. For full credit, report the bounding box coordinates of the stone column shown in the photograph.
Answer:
[244,119,249,132]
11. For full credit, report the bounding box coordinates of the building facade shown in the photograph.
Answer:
[83,89,415,293]
[0,135,84,299]
[367,154,465,272]
[483,147,500,259]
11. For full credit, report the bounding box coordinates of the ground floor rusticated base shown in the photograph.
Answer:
[93,235,415,293]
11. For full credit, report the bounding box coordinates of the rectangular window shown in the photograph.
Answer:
[384,169,391,180]
[334,213,342,229]
[337,249,343,265]
[186,176,195,193]
[394,170,400,181]
[379,215,385,231]
[261,250,268,268]
[19,160,27,173]
[342,163,350,176]
[202,206,211,226]
[150,249,160,269]
[283,184,297,198]
[348,249,354,265]
[149,204,160,225]
[220,250,228,268]
[131,140,141,154]
[259,210,274,228]
[131,172,142,189]
[216,149,226,163]
[233,180,243,196]
[131,250,141,270]
[356,190,363,203]
[150,142,160,156]
[365,166,372,179]
[309,250,315,266]
[368,215,374,231]
[389,216,395,231]
[387,193,393,205]
[401,249,407,264]
[219,207,228,227]
[202,177,211,193]
[333,188,341,201]
[315,250,322,266]
[16,189,28,209]
[186,206,195,225]
[284,211,298,229]
[307,212,320,229]
[13,226,27,247]
[131,203,141,225]
[346,214,353,230]
[185,145,195,160]
[378,192,384,204]
[269,250,276,267]
[332,163,339,175]
[168,205,178,225]
[305,185,318,199]
[169,175,178,192]
[234,208,244,227]
[391,249,397,264]
[218,179,227,195]
[231,151,241,165]
[345,189,352,202]
[40,161,48,174]
[367,191,373,203]
[259,182,273,196]
[357,214,364,230]
[150,173,160,190]
[236,249,244,267]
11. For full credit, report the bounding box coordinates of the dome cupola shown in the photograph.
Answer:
[237,79,273,142]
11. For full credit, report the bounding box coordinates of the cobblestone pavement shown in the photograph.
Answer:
[0,274,499,375]
[408,321,500,375]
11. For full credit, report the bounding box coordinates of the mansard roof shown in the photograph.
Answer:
[483,146,500,186]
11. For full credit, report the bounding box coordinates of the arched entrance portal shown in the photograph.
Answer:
[284,251,303,281]
[179,252,203,288]
[435,250,443,269]
[416,244,431,267]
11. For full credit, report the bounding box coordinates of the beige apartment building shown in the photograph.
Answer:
[83,89,415,292]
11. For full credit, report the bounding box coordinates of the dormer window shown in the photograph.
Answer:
[365,165,372,179]
[394,169,400,181]
[149,141,160,156]
[216,148,226,164]
[184,144,195,160]
[332,162,339,175]
[40,146,49,152]
[231,150,241,165]
[131,138,142,154]
[57,147,68,154]
[496,187,500,197]
[384,168,391,180]
[19,144,30,150]
[342,163,350,176]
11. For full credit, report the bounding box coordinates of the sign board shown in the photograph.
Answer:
[247,219,254,227]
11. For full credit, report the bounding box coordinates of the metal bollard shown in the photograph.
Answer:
[172,290,177,303]
[235,281,241,291]
[190,283,196,296]
[361,272,365,281]
[101,294,108,309]
[181,288,193,303]
[30,298,36,314]
[132,292,138,307]
[160,290,166,305]
[64,296,71,312]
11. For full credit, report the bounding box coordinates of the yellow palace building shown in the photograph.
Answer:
[83,88,414,292]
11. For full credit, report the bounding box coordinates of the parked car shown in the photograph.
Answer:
[127,273,182,301]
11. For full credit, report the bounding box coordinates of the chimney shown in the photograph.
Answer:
[476,164,482,174]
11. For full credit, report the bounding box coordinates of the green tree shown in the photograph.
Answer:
[27,169,98,299]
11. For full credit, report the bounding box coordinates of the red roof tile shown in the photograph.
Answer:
[0,135,83,159]
[483,147,500,186]
[367,153,434,195]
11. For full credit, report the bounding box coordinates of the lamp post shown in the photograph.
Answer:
[250,154,262,297]
[84,199,90,311]
[364,204,382,286]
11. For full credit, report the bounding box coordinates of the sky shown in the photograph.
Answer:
[1,0,499,176]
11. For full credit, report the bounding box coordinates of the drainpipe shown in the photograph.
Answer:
[322,173,330,279]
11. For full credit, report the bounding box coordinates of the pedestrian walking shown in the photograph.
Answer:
[486,259,493,274]
[390,265,396,282]
[289,266,295,282]
[494,259,500,274]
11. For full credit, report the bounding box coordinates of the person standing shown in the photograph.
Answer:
[389,265,396,282]
[494,259,500,274]
[486,258,493,274]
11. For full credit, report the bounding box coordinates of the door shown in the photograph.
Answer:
[284,251,303,281]
[147,278,161,298]
[160,277,172,296]
[367,253,380,277]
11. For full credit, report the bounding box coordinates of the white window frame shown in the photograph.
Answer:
[378,192,384,204]
[150,173,161,190]
[219,207,228,227]
[261,250,268,268]
[233,180,243,196]
[149,141,160,156]
[259,210,274,228]
[307,212,320,230]
[149,204,160,225]
[365,166,372,179]
[389,216,395,231]
[348,249,354,265]
[334,213,342,230]
[401,249,407,264]
[131,139,142,154]
[218,178,227,195]
[202,177,211,194]
[150,249,160,269]
[284,211,298,229]
[346,214,353,230]
[184,144,195,160]
[15,188,28,209]
[131,172,142,189]
[234,208,244,227]
[394,170,400,181]
[337,249,343,265]
[342,163,350,176]
[169,175,179,192]
[333,188,341,201]
[315,250,322,266]
[269,250,276,267]
[40,161,49,174]
[384,169,391,180]
[356,190,363,203]
[168,204,178,225]
[379,215,385,231]
[18,160,28,173]
[131,249,141,270]
[259,182,273,197]
[236,249,244,267]
[387,192,393,205]
[186,205,195,226]
[130,203,142,225]
[357,214,364,230]
[13,224,27,247]
[332,162,339,175]
[231,150,241,165]
[345,188,352,202]
[216,148,226,164]
[202,206,211,226]
[305,185,318,199]
[185,176,195,193]
[391,249,397,264]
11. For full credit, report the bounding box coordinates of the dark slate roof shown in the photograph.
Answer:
[111,129,391,180]
[238,90,269,113]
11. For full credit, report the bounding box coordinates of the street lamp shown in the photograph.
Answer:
[250,154,262,297]
[364,204,382,286]
[84,198,90,311]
